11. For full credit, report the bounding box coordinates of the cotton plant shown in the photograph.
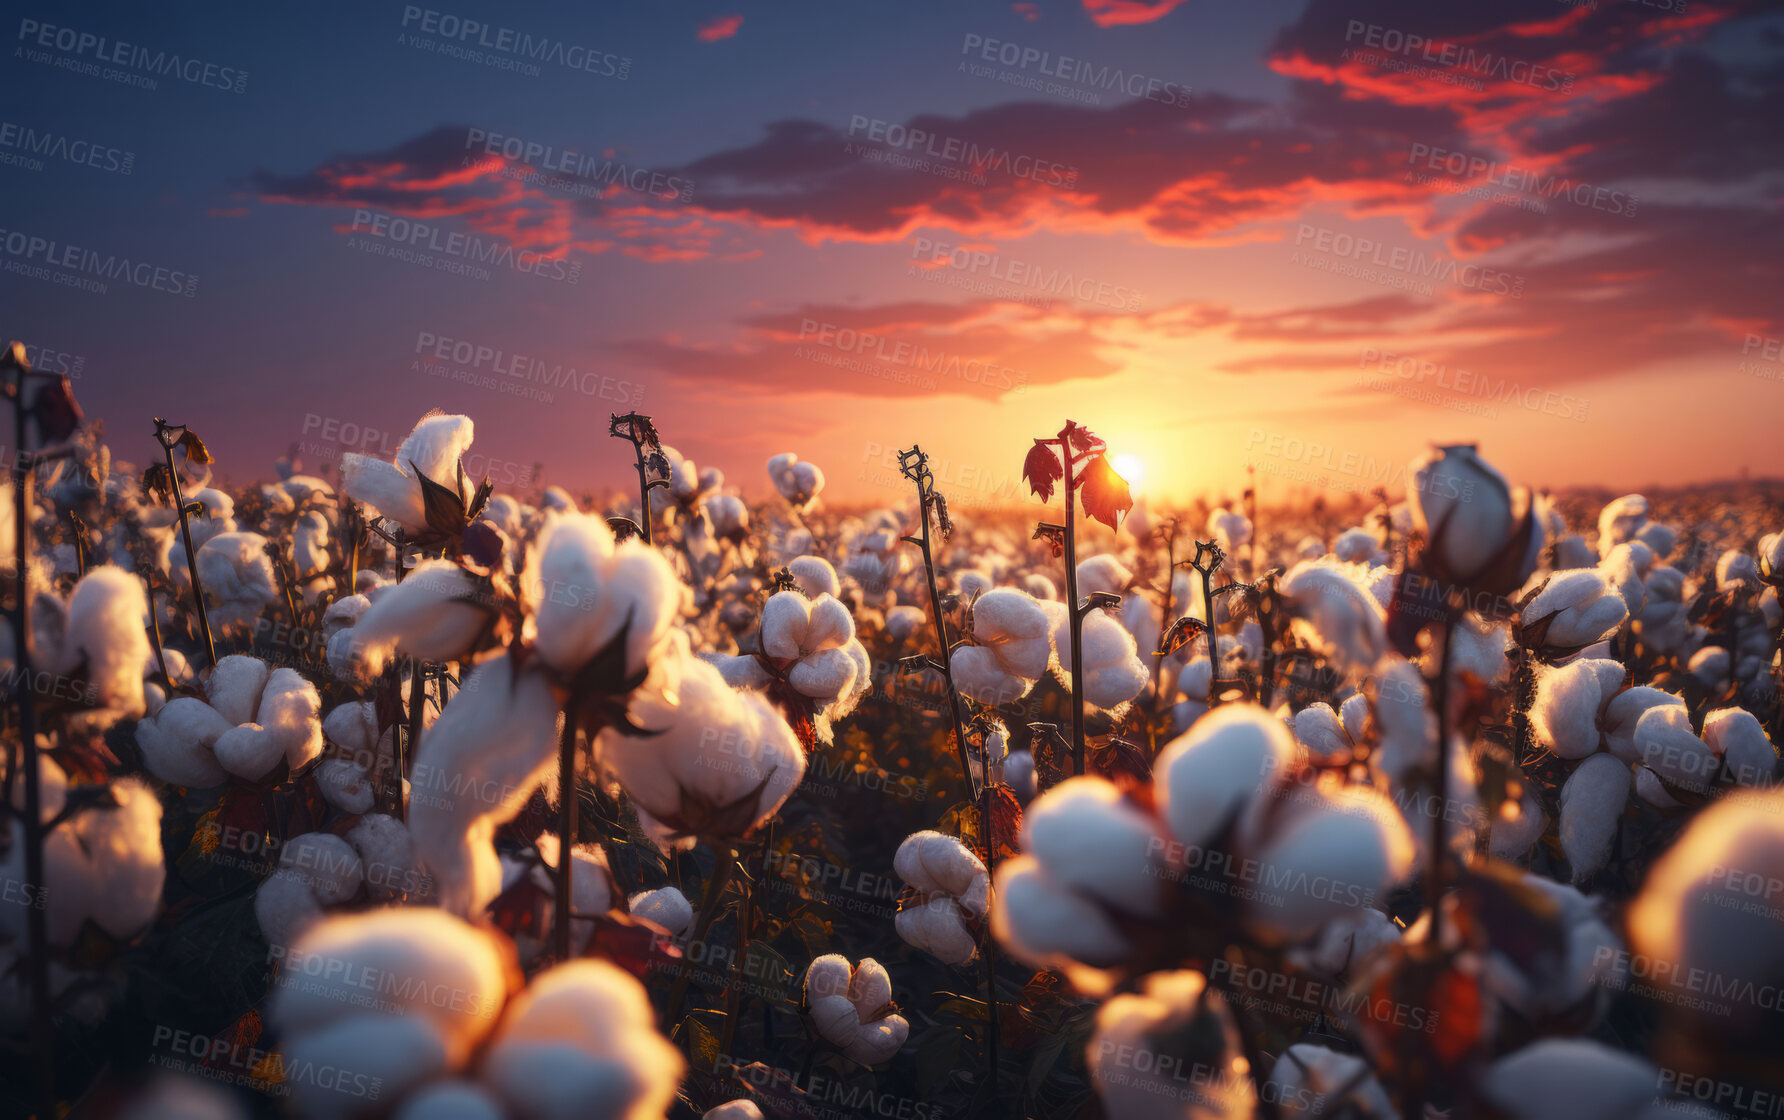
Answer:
[802,954,909,1065]
[767,452,825,510]
[341,412,503,562]
[1040,597,1149,710]
[949,587,1053,706]
[712,587,870,747]
[267,907,684,1119]
[253,816,423,950]
[14,565,150,726]
[134,654,324,787]
[993,705,1413,993]
[892,831,989,965]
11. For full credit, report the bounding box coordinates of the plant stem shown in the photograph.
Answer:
[1149,522,1177,735]
[664,849,735,1032]
[11,366,55,1119]
[1428,604,1459,947]
[980,778,1001,1114]
[1201,561,1220,709]
[555,703,580,962]
[718,848,750,1062]
[158,424,216,668]
[905,459,974,789]
[1061,435,1085,775]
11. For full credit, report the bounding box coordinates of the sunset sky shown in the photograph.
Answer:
[5,0,1782,510]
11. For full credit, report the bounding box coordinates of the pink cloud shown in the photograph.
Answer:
[696,14,743,42]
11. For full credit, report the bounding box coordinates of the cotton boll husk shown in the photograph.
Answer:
[1603,686,1684,764]
[349,560,490,678]
[55,567,149,716]
[1702,707,1778,787]
[843,1015,907,1065]
[991,856,1133,975]
[134,696,233,787]
[1634,705,1720,796]
[284,1009,450,1117]
[1242,785,1415,944]
[347,814,419,902]
[1089,970,1254,1120]
[1293,703,1350,758]
[270,908,508,1062]
[628,886,694,936]
[1480,1039,1661,1120]
[483,959,683,1120]
[207,654,270,725]
[1530,658,1623,759]
[894,831,987,903]
[600,653,804,850]
[393,1082,505,1120]
[895,897,977,964]
[409,653,562,917]
[1628,788,1784,1037]
[1157,704,1295,851]
[1269,1044,1396,1120]
[1023,777,1168,917]
[1559,753,1631,883]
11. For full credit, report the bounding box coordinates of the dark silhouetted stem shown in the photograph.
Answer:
[156,422,216,667]
[665,851,735,1032]
[1062,437,1085,775]
[555,703,580,962]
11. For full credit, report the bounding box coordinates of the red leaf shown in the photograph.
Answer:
[1064,421,1101,453]
[1088,738,1152,790]
[1076,454,1132,531]
[984,786,1024,867]
[1023,441,1063,502]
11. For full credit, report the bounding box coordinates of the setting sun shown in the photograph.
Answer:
[1111,453,1147,496]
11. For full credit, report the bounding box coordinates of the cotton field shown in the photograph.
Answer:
[4,366,1784,1120]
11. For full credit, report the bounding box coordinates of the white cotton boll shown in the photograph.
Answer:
[1761,532,1784,581]
[1178,658,1212,702]
[844,1015,908,1065]
[807,992,859,1047]
[629,886,694,936]
[1244,786,1415,944]
[322,700,381,759]
[393,1082,505,1120]
[789,556,839,600]
[848,957,894,1019]
[991,855,1133,972]
[1372,658,1434,785]
[213,723,286,780]
[1703,707,1778,787]
[955,569,993,601]
[1280,561,1387,671]
[1005,750,1036,800]
[119,1074,250,1120]
[896,897,977,964]
[1602,686,1683,764]
[1598,543,1652,617]
[1023,573,1057,600]
[1717,549,1759,591]
[1635,705,1719,796]
[322,593,370,637]
[895,831,987,902]
[1023,777,1168,916]
[280,832,364,905]
[484,959,683,1120]
[1157,704,1294,851]
[347,814,419,902]
[55,567,149,716]
[1485,873,1625,1023]
[1076,554,1131,598]
[1633,521,1674,561]
[704,1101,765,1120]
[1632,765,1682,809]
[207,655,270,726]
[1208,508,1252,553]
[315,759,374,813]
[527,514,682,680]
[1524,570,1627,650]
[600,653,804,851]
[1559,753,1630,883]
[1270,1044,1396,1120]
[134,696,233,787]
[1490,788,1549,861]
[255,871,323,952]
[1687,646,1730,689]
[1293,703,1350,758]
[713,653,773,691]
[409,653,562,916]
[804,954,853,1002]
[885,604,925,641]
[57,779,164,939]
[1090,970,1253,1120]
[951,644,1029,706]
[1481,1039,1659,1120]
[257,667,324,770]
[1596,495,1649,557]
[349,560,489,678]
[1174,698,1209,734]
[7,752,65,822]
[1085,660,1150,710]
[194,533,279,627]
[271,909,507,1066]
[1340,693,1369,742]
[1441,617,1510,687]
[1332,527,1379,563]
[760,591,811,661]
[803,594,854,653]
[788,644,856,704]
[1529,658,1623,759]
[285,1011,449,1117]
[1288,906,1401,978]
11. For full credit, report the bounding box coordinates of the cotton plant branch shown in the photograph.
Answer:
[152,417,218,668]
[609,411,670,545]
